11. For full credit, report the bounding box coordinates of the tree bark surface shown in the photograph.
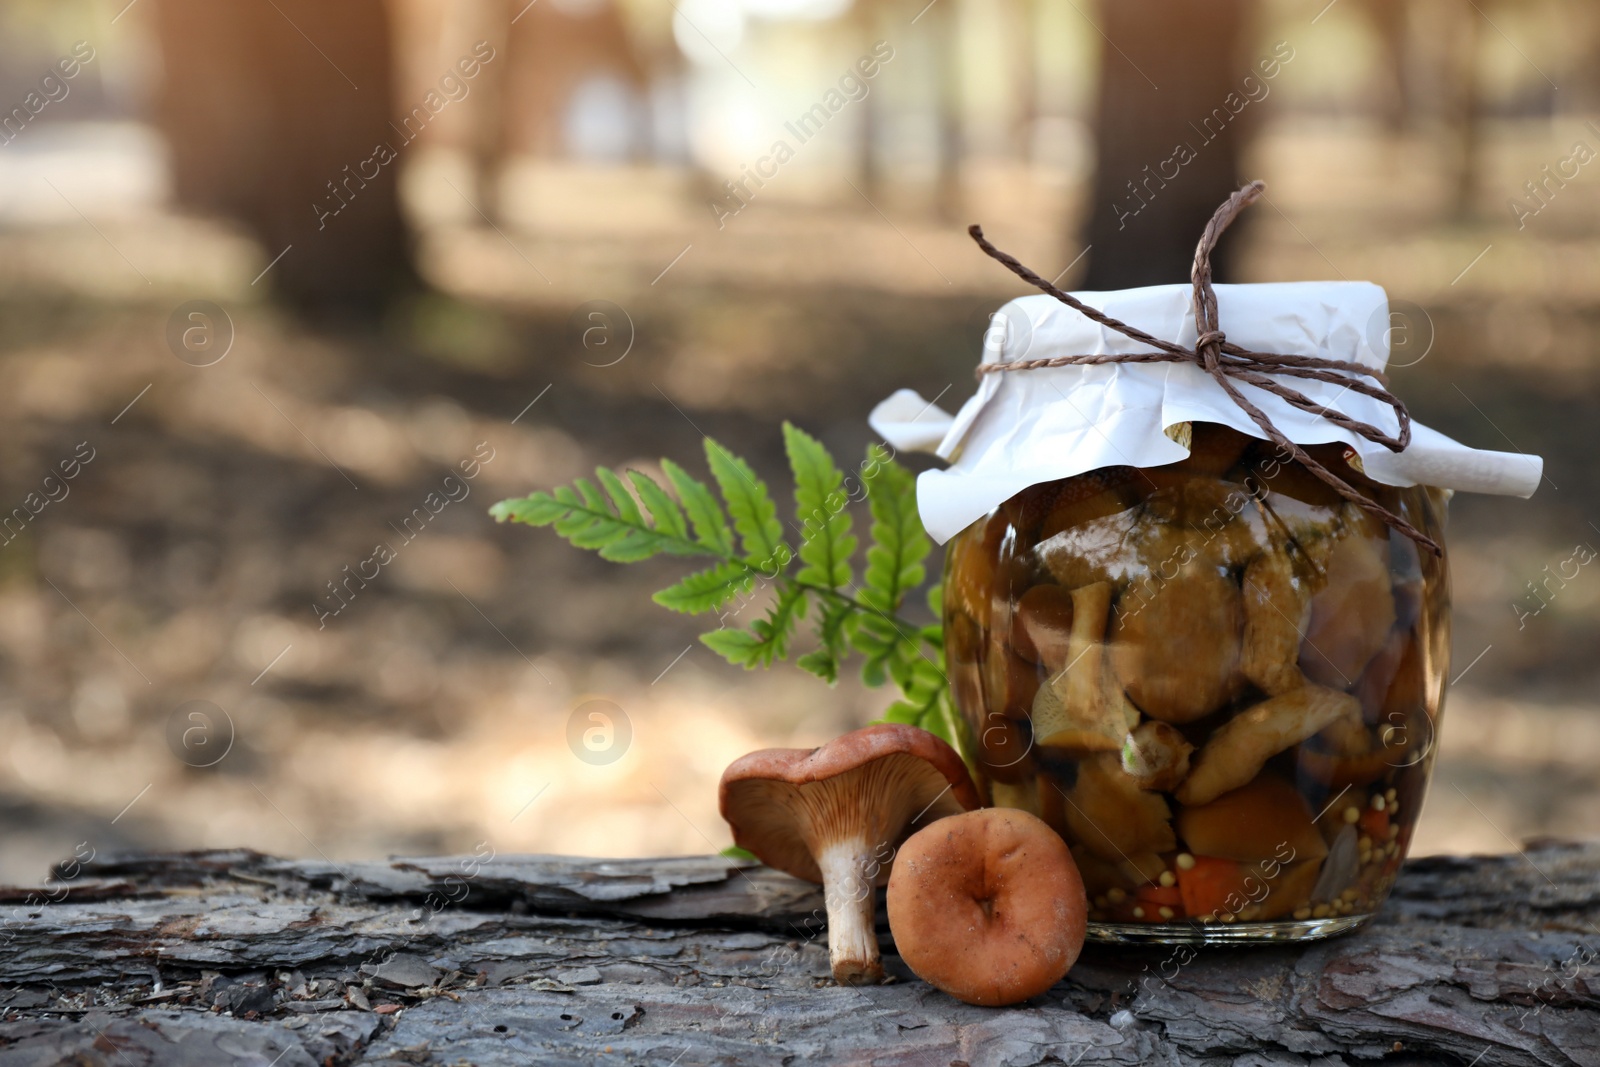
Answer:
[0,843,1596,1066]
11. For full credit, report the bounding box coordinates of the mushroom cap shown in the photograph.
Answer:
[887,807,1086,1007]
[718,724,980,885]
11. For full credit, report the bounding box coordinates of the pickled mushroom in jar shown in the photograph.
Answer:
[1061,752,1176,862]
[932,431,1459,931]
[1120,721,1193,793]
[1240,542,1312,696]
[1010,583,1074,668]
[1118,850,1170,888]
[1178,684,1362,806]
[988,775,1039,813]
[1254,858,1322,921]
[1136,473,1260,570]
[1174,772,1328,865]
[1004,468,1138,542]
[1314,706,1377,758]
[1298,516,1396,688]
[946,512,1005,622]
[1037,515,1137,592]
[1297,737,1394,790]
[1030,582,1139,754]
[974,714,1036,784]
[983,645,1042,722]
[1108,558,1245,725]
[1070,844,1129,897]
[1036,469,1141,541]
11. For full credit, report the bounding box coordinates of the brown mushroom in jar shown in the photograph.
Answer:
[1062,752,1176,862]
[1240,542,1311,696]
[1299,513,1396,688]
[1120,721,1193,793]
[1178,685,1363,806]
[1011,583,1074,667]
[973,714,1035,784]
[946,513,1005,622]
[1030,582,1138,754]
[1109,561,1245,725]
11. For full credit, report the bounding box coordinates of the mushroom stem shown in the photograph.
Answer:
[815,836,884,985]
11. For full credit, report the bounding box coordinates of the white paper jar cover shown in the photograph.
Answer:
[870,283,1544,545]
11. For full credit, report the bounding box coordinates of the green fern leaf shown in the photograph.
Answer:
[594,467,644,526]
[700,626,765,668]
[875,678,962,754]
[859,445,930,616]
[489,492,568,526]
[661,459,734,556]
[699,586,807,669]
[782,422,855,590]
[653,561,754,614]
[795,649,837,683]
[493,431,955,731]
[628,470,691,545]
[497,473,705,564]
[598,529,666,563]
[880,700,922,724]
[796,599,856,684]
[748,585,807,667]
[573,477,608,512]
[704,437,787,568]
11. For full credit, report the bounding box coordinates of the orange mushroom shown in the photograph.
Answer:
[887,808,1087,1006]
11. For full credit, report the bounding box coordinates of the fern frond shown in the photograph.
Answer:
[783,422,855,591]
[704,437,787,568]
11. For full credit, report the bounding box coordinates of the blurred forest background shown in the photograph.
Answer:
[1,0,1598,883]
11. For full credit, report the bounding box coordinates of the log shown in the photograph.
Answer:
[0,843,1596,1066]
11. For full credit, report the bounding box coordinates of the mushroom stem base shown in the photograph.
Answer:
[816,837,885,985]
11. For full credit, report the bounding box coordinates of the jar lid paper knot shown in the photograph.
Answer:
[967,180,1440,555]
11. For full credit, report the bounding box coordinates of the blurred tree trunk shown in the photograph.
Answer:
[153,0,413,317]
[1012,0,1041,160]
[852,0,884,197]
[1444,0,1482,220]
[930,0,964,221]
[500,0,648,159]
[1082,0,1255,290]
[468,0,515,218]
[1359,0,1412,133]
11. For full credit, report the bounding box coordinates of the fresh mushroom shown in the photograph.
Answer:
[887,808,1087,1006]
[718,724,980,985]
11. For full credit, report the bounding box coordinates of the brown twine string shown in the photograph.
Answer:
[967,179,1441,555]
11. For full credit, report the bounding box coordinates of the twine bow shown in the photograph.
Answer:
[968,180,1440,555]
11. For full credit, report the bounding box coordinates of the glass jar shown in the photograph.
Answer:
[942,423,1450,944]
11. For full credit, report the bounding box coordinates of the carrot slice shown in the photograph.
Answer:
[1177,855,1249,919]
[1359,807,1390,842]
[1134,885,1184,909]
